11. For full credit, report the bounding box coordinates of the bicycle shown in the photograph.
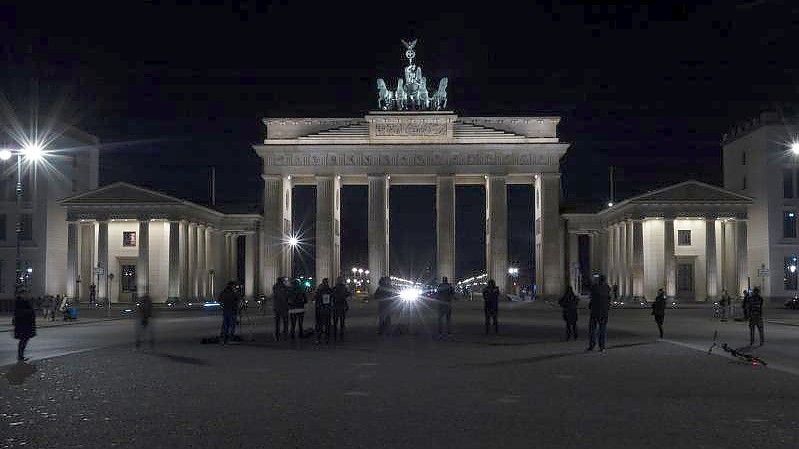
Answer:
[708,331,767,366]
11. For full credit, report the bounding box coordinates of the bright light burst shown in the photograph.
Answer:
[399,288,422,302]
[792,141,799,155]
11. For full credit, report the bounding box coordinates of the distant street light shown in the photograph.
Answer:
[791,141,799,155]
[288,236,299,247]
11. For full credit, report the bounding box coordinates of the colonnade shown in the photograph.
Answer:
[65,219,248,302]
[262,173,564,298]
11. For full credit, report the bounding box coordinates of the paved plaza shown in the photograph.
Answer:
[1,300,798,448]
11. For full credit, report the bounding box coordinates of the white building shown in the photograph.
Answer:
[0,127,98,300]
[564,181,751,301]
[60,182,261,303]
[722,111,799,300]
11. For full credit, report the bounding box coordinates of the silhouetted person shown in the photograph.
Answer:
[652,288,666,338]
[272,277,290,340]
[482,279,500,334]
[747,287,765,346]
[742,289,751,320]
[436,276,455,337]
[49,295,59,321]
[13,297,36,362]
[587,275,611,353]
[41,295,53,321]
[314,278,333,344]
[718,290,730,321]
[332,276,350,340]
[135,295,155,349]
[288,279,307,339]
[559,285,579,340]
[375,277,394,335]
[612,283,619,301]
[89,283,97,305]
[219,281,240,344]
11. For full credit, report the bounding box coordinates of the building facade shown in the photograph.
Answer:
[60,183,261,303]
[0,127,99,299]
[723,111,799,299]
[564,181,751,301]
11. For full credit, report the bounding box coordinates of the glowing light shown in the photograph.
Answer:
[21,143,44,161]
[365,270,370,275]
[288,236,299,246]
[607,202,614,208]
[790,265,796,274]
[26,267,33,273]
[352,267,357,273]
[508,267,519,276]
[0,149,11,161]
[791,141,799,155]
[399,288,422,302]
[358,268,364,274]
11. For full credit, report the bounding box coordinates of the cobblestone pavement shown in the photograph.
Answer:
[1,301,797,448]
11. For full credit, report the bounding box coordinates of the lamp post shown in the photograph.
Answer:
[1,144,44,297]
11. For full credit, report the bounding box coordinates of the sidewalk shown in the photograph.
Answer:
[0,313,129,333]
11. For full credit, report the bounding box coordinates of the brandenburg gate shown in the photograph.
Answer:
[253,40,570,297]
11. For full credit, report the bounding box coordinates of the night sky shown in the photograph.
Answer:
[1,2,797,281]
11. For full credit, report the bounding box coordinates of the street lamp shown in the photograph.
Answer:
[791,141,799,156]
[1,143,47,296]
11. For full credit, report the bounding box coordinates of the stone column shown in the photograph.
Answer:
[262,175,292,294]
[197,225,207,298]
[97,220,109,301]
[535,173,564,297]
[609,225,618,290]
[626,221,634,297]
[632,220,644,297]
[368,175,390,293]
[188,223,197,298]
[568,232,579,293]
[486,175,508,291]
[229,234,239,282]
[705,218,718,299]
[606,228,614,283]
[620,222,629,297]
[66,221,79,300]
[245,232,257,298]
[316,176,341,283]
[137,220,150,297]
[168,220,181,299]
[79,223,95,300]
[206,226,214,296]
[179,221,189,299]
[736,220,748,293]
[664,218,676,297]
[436,175,456,282]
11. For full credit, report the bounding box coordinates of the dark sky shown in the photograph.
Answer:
[1,1,797,280]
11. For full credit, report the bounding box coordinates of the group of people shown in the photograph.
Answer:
[557,275,767,351]
[270,276,351,344]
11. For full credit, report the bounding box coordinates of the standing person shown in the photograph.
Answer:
[436,276,455,338]
[288,279,307,339]
[558,286,579,340]
[89,284,97,306]
[742,289,751,320]
[652,288,667,338]
[49,294,59,321]
[719,290,731,321]
[272,277,290,341]
[587,274,611,353]
[314,278,333,344]
[13,297,36,362]
[747,287,765,346]
[482,279,500,334]
[375,277,394,335]
[332,276,350,340]
[41,296,53,321]
[135,295,155,349]
[218,281,239,344]
[612,283,619,301]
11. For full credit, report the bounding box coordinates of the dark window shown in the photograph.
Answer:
[785,256,798,291]
[742,150,747,165]
[784,211,797,238]
[677,230,691,246]
[785,169,795,198]
[123,231,137,247]
[19,214,32,241]
[0,214,5,240]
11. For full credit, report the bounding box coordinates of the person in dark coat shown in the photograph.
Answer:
[558,286,579,340]
[13,297,36,362]
[652,288,667,338]
[288,279,307,339]
[332,276,351,340]
[272,277,290,341]
[482,279,500,334]
[135,295,155,349]
[314,278,333,344]
[742,289,751,320]
[218,281,240,344]
[436,276,455,338]
[375,277,394,335]
[747,287,765,346]
[587,275,611,353]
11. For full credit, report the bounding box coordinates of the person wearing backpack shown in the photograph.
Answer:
[332,276,351,340]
